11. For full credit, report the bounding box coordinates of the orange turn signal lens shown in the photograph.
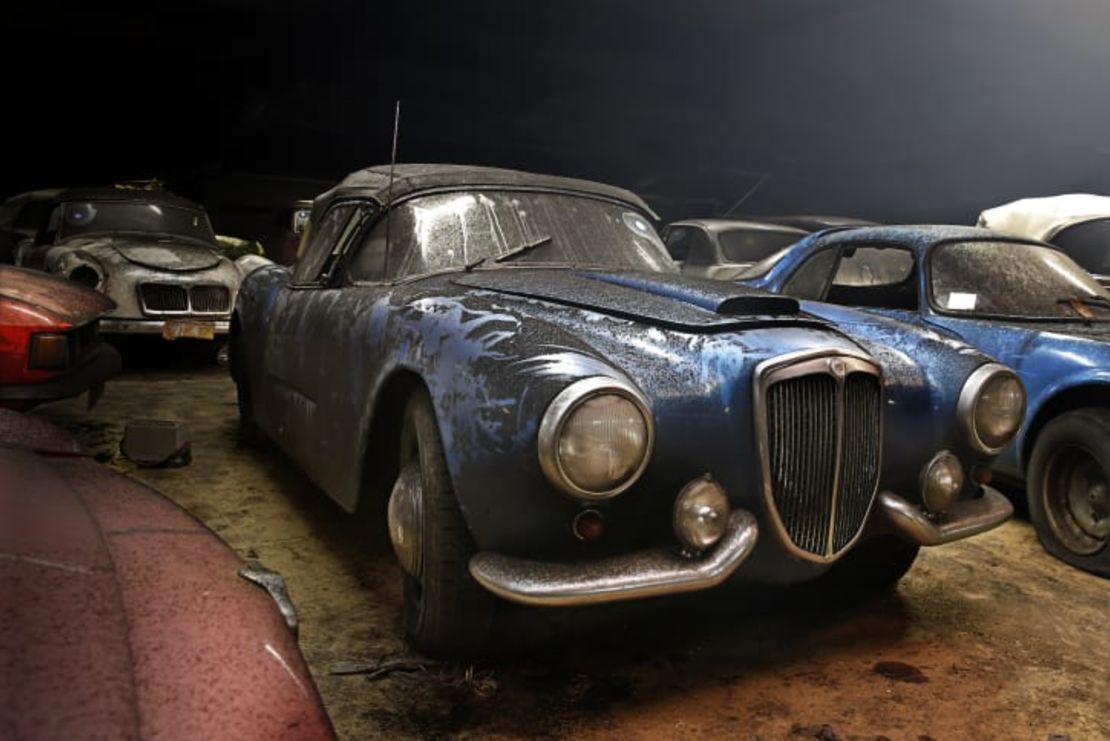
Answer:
[572,509,605,542]
[29,333,69,370]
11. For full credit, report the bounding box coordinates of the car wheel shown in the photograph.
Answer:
[230,333,261,445]
[818,535,920,598]
[1027,409,1110,576]
[396,389,494,657]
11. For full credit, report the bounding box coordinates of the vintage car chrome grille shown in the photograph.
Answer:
[758,352,882,561]
[189,285,231,314]
[139,283,230,316]
[139,283,189,314]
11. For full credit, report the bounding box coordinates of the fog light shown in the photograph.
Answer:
[29,333,68,370]
[572,509,605,542]
[673,476,729,552]
[920,451,964,513]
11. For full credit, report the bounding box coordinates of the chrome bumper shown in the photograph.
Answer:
[878,486,1013,546]
[99,319,230,335]
[468,510,758,607]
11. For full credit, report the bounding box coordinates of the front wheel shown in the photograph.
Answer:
[1027,409,1110,577]
[394,389,495,657]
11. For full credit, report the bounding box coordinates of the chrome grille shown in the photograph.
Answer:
[189,285,231,314]
[139,283,231,316]
[758,353,882,560]
[139,283,188,313]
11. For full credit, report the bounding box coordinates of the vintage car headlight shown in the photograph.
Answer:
[920,451,964,513]
[538,377,654,499]
[673,477,730,551]
[958,364,1026,453]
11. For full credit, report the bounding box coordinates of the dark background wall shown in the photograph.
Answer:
[3,0,1109,228]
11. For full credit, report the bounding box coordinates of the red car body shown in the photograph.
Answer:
[0,266,120,409]
[0,410,335,740]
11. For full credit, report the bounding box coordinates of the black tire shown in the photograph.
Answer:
[230,331,261,446]
[1027,409,1110,577]
[818,535,920,598]
[398,389,495,657]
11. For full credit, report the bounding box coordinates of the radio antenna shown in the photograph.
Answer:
[723,170,771,216]
[383,100,401,277]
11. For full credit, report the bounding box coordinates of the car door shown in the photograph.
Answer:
[263,200,368,465]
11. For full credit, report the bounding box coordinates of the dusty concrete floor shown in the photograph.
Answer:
[36,358,1109,741]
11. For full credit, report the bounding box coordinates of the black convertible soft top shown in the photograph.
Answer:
[320,163,657,217]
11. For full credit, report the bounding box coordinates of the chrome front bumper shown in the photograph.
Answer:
[468,486,1013,608]
[469,510,759,607]
[878,486,1014,546]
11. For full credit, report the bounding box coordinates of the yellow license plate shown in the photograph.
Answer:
[162,320,216,341]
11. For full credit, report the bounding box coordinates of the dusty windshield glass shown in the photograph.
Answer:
[930,240,1110,319]
[58,201,215,243]
[384,191,676,277]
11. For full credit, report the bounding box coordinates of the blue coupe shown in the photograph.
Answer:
[233,169,1023,656]
[738,224,1110,575]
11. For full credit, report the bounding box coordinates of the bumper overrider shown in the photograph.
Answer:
[468,483,1013,608]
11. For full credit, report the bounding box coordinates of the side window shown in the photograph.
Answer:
[826,245,917,309]
[346,216,390,282]
[291,203,357,284]
[663,227,691,262]
[1052,220,1110,275]
[783,249,839,300]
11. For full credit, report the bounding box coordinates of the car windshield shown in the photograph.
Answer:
[717,228,801,264]
[734,246,792,278]
[57,200,215,243]
[930,240,1110,319]
[383,190,676,276]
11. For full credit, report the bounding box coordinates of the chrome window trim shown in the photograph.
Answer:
[537,376,655,500]
[752,347,884,563]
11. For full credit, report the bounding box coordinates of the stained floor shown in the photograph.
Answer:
[36,359,1109,740]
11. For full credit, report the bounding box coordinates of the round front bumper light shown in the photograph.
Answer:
[920,451,964,513]
[538,377,654,499]
[673,477,730,552]
[958,364,1026,454]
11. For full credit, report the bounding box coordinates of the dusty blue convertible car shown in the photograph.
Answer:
[232,167,1021,655]
[739,224,1109,576]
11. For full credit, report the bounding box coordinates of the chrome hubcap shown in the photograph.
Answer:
[388,463,425,577]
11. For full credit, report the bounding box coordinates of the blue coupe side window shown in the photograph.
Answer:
[783,249,838,300]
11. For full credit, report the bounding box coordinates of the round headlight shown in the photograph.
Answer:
[673,477,730,551]
[538,377,654,499]
[920,451,964,513]
[958,364,1026,454]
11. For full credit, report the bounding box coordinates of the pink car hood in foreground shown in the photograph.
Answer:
[0,410,334,740]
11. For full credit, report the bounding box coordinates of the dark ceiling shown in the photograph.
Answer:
[4,0,1110,222]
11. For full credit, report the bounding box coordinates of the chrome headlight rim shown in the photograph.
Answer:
[958,363,1026,454]
[537,376,655,500]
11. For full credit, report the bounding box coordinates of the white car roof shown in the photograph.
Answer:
[977,193,1110,240]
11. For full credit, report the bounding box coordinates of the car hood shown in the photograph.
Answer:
[62,235,225,272]
[0,412,334,739]
[0,265,115,327]
[452,268,811,332]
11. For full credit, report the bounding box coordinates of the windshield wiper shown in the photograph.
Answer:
[1056,294,1110,320]
[464,236,553,272]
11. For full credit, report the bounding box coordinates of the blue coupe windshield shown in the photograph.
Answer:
[930,240,1110,320]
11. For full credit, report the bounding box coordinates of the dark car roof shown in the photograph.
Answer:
[55,187,205,210]
[667,218,809,236]
[321,163,657,216]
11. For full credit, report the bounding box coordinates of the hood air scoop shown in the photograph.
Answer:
[580,271,799,316]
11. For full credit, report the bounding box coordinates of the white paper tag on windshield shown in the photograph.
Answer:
[946,292,978,310]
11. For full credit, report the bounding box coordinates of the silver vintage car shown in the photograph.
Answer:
[17,187,269,340]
